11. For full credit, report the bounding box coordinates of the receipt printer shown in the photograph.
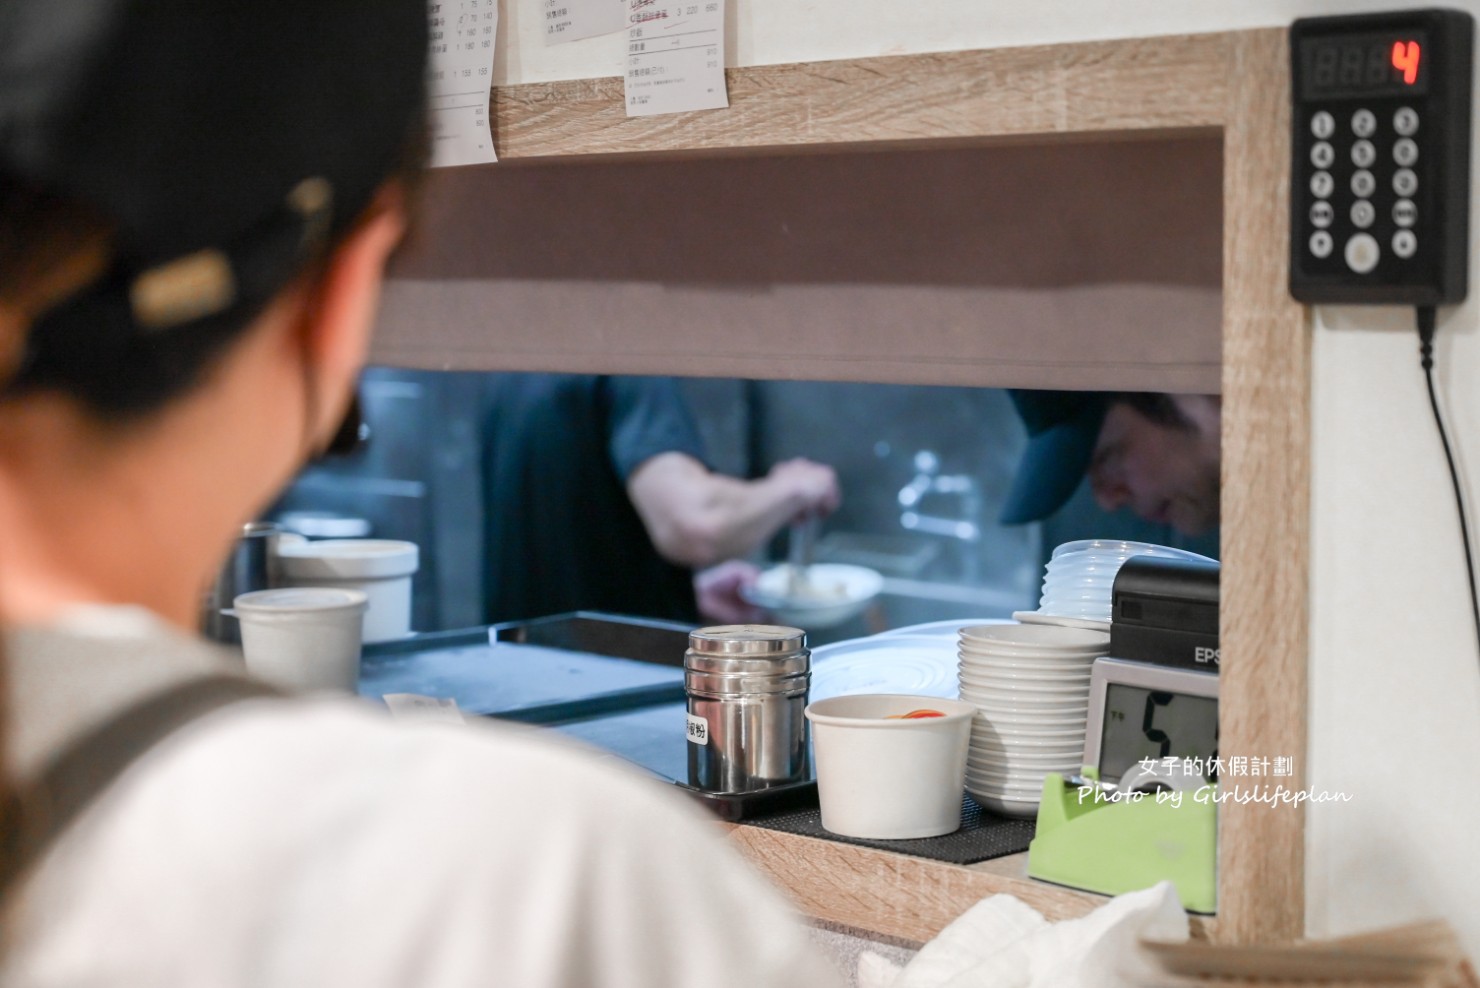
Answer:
[1108,557,1220,672]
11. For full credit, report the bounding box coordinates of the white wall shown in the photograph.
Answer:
[497,0,1442,86]
[490,0,1480,954]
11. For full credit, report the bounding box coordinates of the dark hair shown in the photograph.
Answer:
[0,174,270,421]
[1110,391,1194,430]
[0,122,426,423]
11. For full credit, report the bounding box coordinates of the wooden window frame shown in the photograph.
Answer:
[374,29,1307,945]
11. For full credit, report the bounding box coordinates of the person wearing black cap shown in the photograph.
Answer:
[1003,390,1222,537]
[0,2,836,985]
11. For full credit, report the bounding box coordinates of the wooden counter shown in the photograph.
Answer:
[721,823,1214,945]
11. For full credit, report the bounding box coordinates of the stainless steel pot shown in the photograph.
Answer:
[201,522,282,644]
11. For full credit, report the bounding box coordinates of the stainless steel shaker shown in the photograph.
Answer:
[201,522,282,643]
[685,625,810,792]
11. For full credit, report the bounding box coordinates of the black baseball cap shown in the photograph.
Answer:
[0,0,428,349]
[1000,390,1110,524]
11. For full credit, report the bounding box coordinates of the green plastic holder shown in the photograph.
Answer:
[1026,769,1217,914]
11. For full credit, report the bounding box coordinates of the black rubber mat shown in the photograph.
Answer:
[744,794,1036,865]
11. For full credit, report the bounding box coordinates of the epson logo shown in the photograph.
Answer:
[1194,646,1220,666]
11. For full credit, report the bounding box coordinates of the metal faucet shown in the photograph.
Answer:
[898,450,982,543]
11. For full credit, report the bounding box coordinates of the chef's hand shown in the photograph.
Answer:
[767,458,841,520]
[694,560,770,625]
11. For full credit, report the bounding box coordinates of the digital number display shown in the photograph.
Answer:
[1300,30,1430,99]
[1099,684,1219,783]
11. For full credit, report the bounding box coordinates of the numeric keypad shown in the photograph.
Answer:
[1301,103,1423,275]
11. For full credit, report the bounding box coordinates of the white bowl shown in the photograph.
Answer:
[960,638,1104,655]
[965,764,1048,785]
[968,789,1042,818]
[968,737,1083,756]
[744,563,884,630]
[965,710,1088,730]
[957,674,1091,695]
[964,774,1047,796]
[966,763,1061,783]
[957,661,1091,681]
[969,734,1085,753]
[959,624,1110,651]
[960,652,1102,671]
[969,752,1082,772]
[960,689,1090,713]
[971,721,1084,739]
[970,729,1083,745]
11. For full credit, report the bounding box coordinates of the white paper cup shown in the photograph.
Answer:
[232,587,367,693]
[275,539,417,643]
[805,693,975,839]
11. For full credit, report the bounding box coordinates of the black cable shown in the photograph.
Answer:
[1416,305,1480,656]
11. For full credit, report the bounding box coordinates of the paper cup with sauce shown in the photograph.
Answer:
[805,693,975,839]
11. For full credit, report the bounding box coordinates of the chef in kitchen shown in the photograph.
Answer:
[1001,389,1222,538]
[478,372,842,626]
[0,0,838,983]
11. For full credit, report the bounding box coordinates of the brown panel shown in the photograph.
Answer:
[1217,28,1310,945]
[490,37,1231,158]
[376,137,1224,391]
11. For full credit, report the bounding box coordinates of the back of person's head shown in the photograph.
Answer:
[0,0,431,929]
[0,0,429,423]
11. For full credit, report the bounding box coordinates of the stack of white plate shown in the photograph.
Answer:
[1032,540,1214,624]
[957,623,1110,818]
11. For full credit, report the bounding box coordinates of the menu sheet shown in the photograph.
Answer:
[624,0,728,118]
[427,0,498,167]
[544,0,626,45]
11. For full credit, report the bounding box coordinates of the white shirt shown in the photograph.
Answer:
[3,616,839,988]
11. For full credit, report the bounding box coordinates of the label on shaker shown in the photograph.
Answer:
[686,713,709,746]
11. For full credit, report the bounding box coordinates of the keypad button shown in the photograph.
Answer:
[1310,231,1334,259]
[1351,170,1376,198]
[1352,109,1377,138]
[1344,232,1380,273]
[1351,140,1376,168]
[1394,138,1419,167]
[1310,201,1334,228]
[1394,106,1420,136]
[1393,199,1418,228]
[1393,230,1418,259]
[1312,111,1336,139]
[1311,171,1335,198]
[1350,200,1376,229]
[1394,168,1418,197]
[1311,142,1335,168]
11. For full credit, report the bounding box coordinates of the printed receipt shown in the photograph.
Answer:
[384,693,467,725]
[624,0,728,117]
[428,0,498,167]
[544,0,626,45]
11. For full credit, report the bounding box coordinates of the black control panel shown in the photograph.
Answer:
[1289,9,1473,305]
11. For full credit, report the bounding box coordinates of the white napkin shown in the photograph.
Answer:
[858,882,1189,988]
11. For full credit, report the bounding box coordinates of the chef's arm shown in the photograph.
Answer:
[626,452,840,569]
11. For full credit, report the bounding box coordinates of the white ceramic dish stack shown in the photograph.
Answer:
[956,622,1110,818]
